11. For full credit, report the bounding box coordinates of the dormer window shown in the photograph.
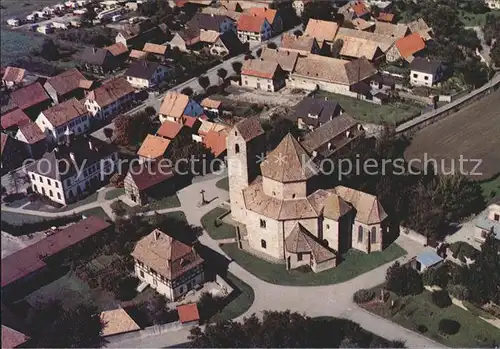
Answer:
[307,113,318,119]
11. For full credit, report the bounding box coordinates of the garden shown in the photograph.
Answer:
[201,207,235,240]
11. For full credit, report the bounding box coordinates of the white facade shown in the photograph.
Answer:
[410,70,435,87]
[7,18,21,26]
[35,112,90,144]
[85,92,135,120]
[237,19,272,43]
[159,99,204,124]
[126,65,169,89]
[27,152,118,205]
[485,0,500,9]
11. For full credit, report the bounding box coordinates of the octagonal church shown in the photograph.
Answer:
[227,118,389,273]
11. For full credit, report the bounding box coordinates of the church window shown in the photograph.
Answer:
[260,219,266,228]
[235,144,240,153]
[371,227,377,243]
[297,253,303,261]
[357,226,363,242]
[261,239,267,249]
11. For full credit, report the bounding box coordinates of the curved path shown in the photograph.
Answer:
[2,175,444,348]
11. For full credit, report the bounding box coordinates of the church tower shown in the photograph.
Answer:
[226,118,264,223]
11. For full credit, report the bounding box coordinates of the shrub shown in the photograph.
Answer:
[353,289,376,303]
[422,265,449,287]
[449,241,479,262]
[111,200,127,217]
[115,276,139,301]
[417,324,428,333]
[448,284,469,300]
[432,290,452,308]
[438,319,461,335]
[386,262,423,296]
[145,106,156,116]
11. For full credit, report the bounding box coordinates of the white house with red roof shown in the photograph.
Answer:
[236,14,271,43]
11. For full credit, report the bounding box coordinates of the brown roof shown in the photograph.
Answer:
[41,98,87,127]
[260,133,317,183]
[157,120,184,139]
[201,98,221,109]
[292,55,377,86]
[351,18,375,31]
[245,7,277,24]
[182,115,201,129]
[237,14,267,33]
[2,326,30,349]
[177,303,200,323]
[373,22,409,38]
[301,114,360,153]
[46,68,88,97]
[203,129,228,157]
[339,36,383,60]
[1,216,110,287]
[323,194,352,220]
[127,161,174,191]
[199,30,220,44]
[159,92,190,119]
[1,108,31,129]
[129,50,149,60]
[395,32,425,59]
[79,79,94,89]
[234,117,264,141]
[10,82,50,111]
[241,59,280,79]
[143,42,168,55]
[352,1,369,16]
[137,134,171,159]
[260,48,298,72]
[280,33,317,53]
[131,229,203,280]
[333,186,388,224]
[202,7,242,21]
[2,67,25,84]
[305,19,339,43]
[0,133,8,154]
[104,42,129,56]
[336,27,397,52]
[16,122,45,144]
[285,223,337,262]
[407,18,432,41]
[100,308,140,337]
[86,78,135,108]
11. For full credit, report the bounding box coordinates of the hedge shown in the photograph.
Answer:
[438,319,461,335]
[1,214,81,236]
[353,289,376,303]
[432,290,452,308]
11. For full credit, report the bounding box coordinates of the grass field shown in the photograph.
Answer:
[212,273,255,322]
[362,288,500,347]
[313,91,422,125]
[480,175,500,200]
[145,194,181,211]
[405,89,500,180]
[201,207,235,240]
[221,243,406,286]
[459,10,500,26]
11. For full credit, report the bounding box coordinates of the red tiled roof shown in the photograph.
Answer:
[1,108,31,129]
[395,32,425,59]
[352,1,369,16]
[177,303,200,323]
[203,129,228,157]
[86,78,135,108]
[41,98,87,127]
[2,67,25,84]
[241,59,280,79]
[157,120,184,139]
[237,14,267,33]
[2,326,30,349]
[127,161,175,191]
[17,122,45,144]
[10,82,50,110]
[245,7,277,25]
[182,115,201,128]
[46,68,88,97]
[1,216,111,287]
[104,42,129,56]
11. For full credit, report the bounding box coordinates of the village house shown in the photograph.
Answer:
[156,119,189,141]
[2,325,30,348]
[202,128,229,158]
[227,119,388,272]
[376,12,395,23]
[125,61,170,89]
[304,19,339,48]
[210,30,243,56]
[373,22,410,39]
[241,59,286,92]
[338,1,370,21]
[474,202,500,242]
[289,55,377,99]
[200,97,222,117]
[169,27,201,52]
[35,98,89,144]
[131,228,204,301]
[2,67,26,89]
[1,133,28,172]
[15,122,47,159]
[177,303,200,325]
[104,42,129,67]
[288,97,344,131]
[259,48,299,72]
[335,27,397,54]
[1,108,31,132]
[142,43,169,60]
[115,23,167,49]
[244,7,282,35]
[79,47,119,76]
[124,161,176,205]
[26,136,118,205]
[386,32,426,63]
[9,82,52,118]
[236,14,272,43]
[187,13,236,34]
[43,68,93,104]
[409,57,445,87]
[137,134,171,162]
[129,49,149,61]
[84,77,136,121]
[201,6,242,22]
[337,36,385,63]
[280,33,321,55]
[407,18,433,41]
[344,18,375,32]
[158,91,204,124]
[100,308,140,339]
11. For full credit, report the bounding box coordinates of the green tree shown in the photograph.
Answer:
[26,301,104,348]
[232,61,243,75]
[422,265,449,288]
[301,1,335,27]
[385,261,423,296]
[40,39,59,61]
[181,86,194,96]
[198,75,210,92]
[216,68,228,83]
[491,40,500,67]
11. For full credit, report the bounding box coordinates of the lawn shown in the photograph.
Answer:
[220,243,406,286]
[362,288,500,347]
[480,175,500,200]
[104,188,125,200]
[212,273,255,322]
[1,211,51,225]
[145,194,181,211]
[201,207,236,240]
[216,177,229,191]
[313,91,422,125]
[459,10,500,26]
[144,210,187,224]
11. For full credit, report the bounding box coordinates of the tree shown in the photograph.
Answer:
[198,75,210,92]
[422,265,449,288]
[263,115,301,152]
[40,39,59,61]
[216,68,228,84]
[103,127,113,142]
[301,1,335,26]
[8,170,22,194]
[109,173,124,188]
[26,301,104,348]
[371,6,380,18]
[197,292,223,324]
[431,290,452,308]
[385,261,423,296]
[114,114,132,146]
[491,40,500,68]
[267,42,277,49]
[111,200,127,217]
[438,319,461,335]
[81,6,97,23]
[232,61,243,75]
[181,86,194,96]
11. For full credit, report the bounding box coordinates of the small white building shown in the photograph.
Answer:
[131,229,205,301]
[474,203,500,243]
[409,57,445,87]
[158,91,204,124]
[52,20,71,29]
[7,18,21,26]
[236,14,271,43]
[124,61,170,89]
[37,24,54,34]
